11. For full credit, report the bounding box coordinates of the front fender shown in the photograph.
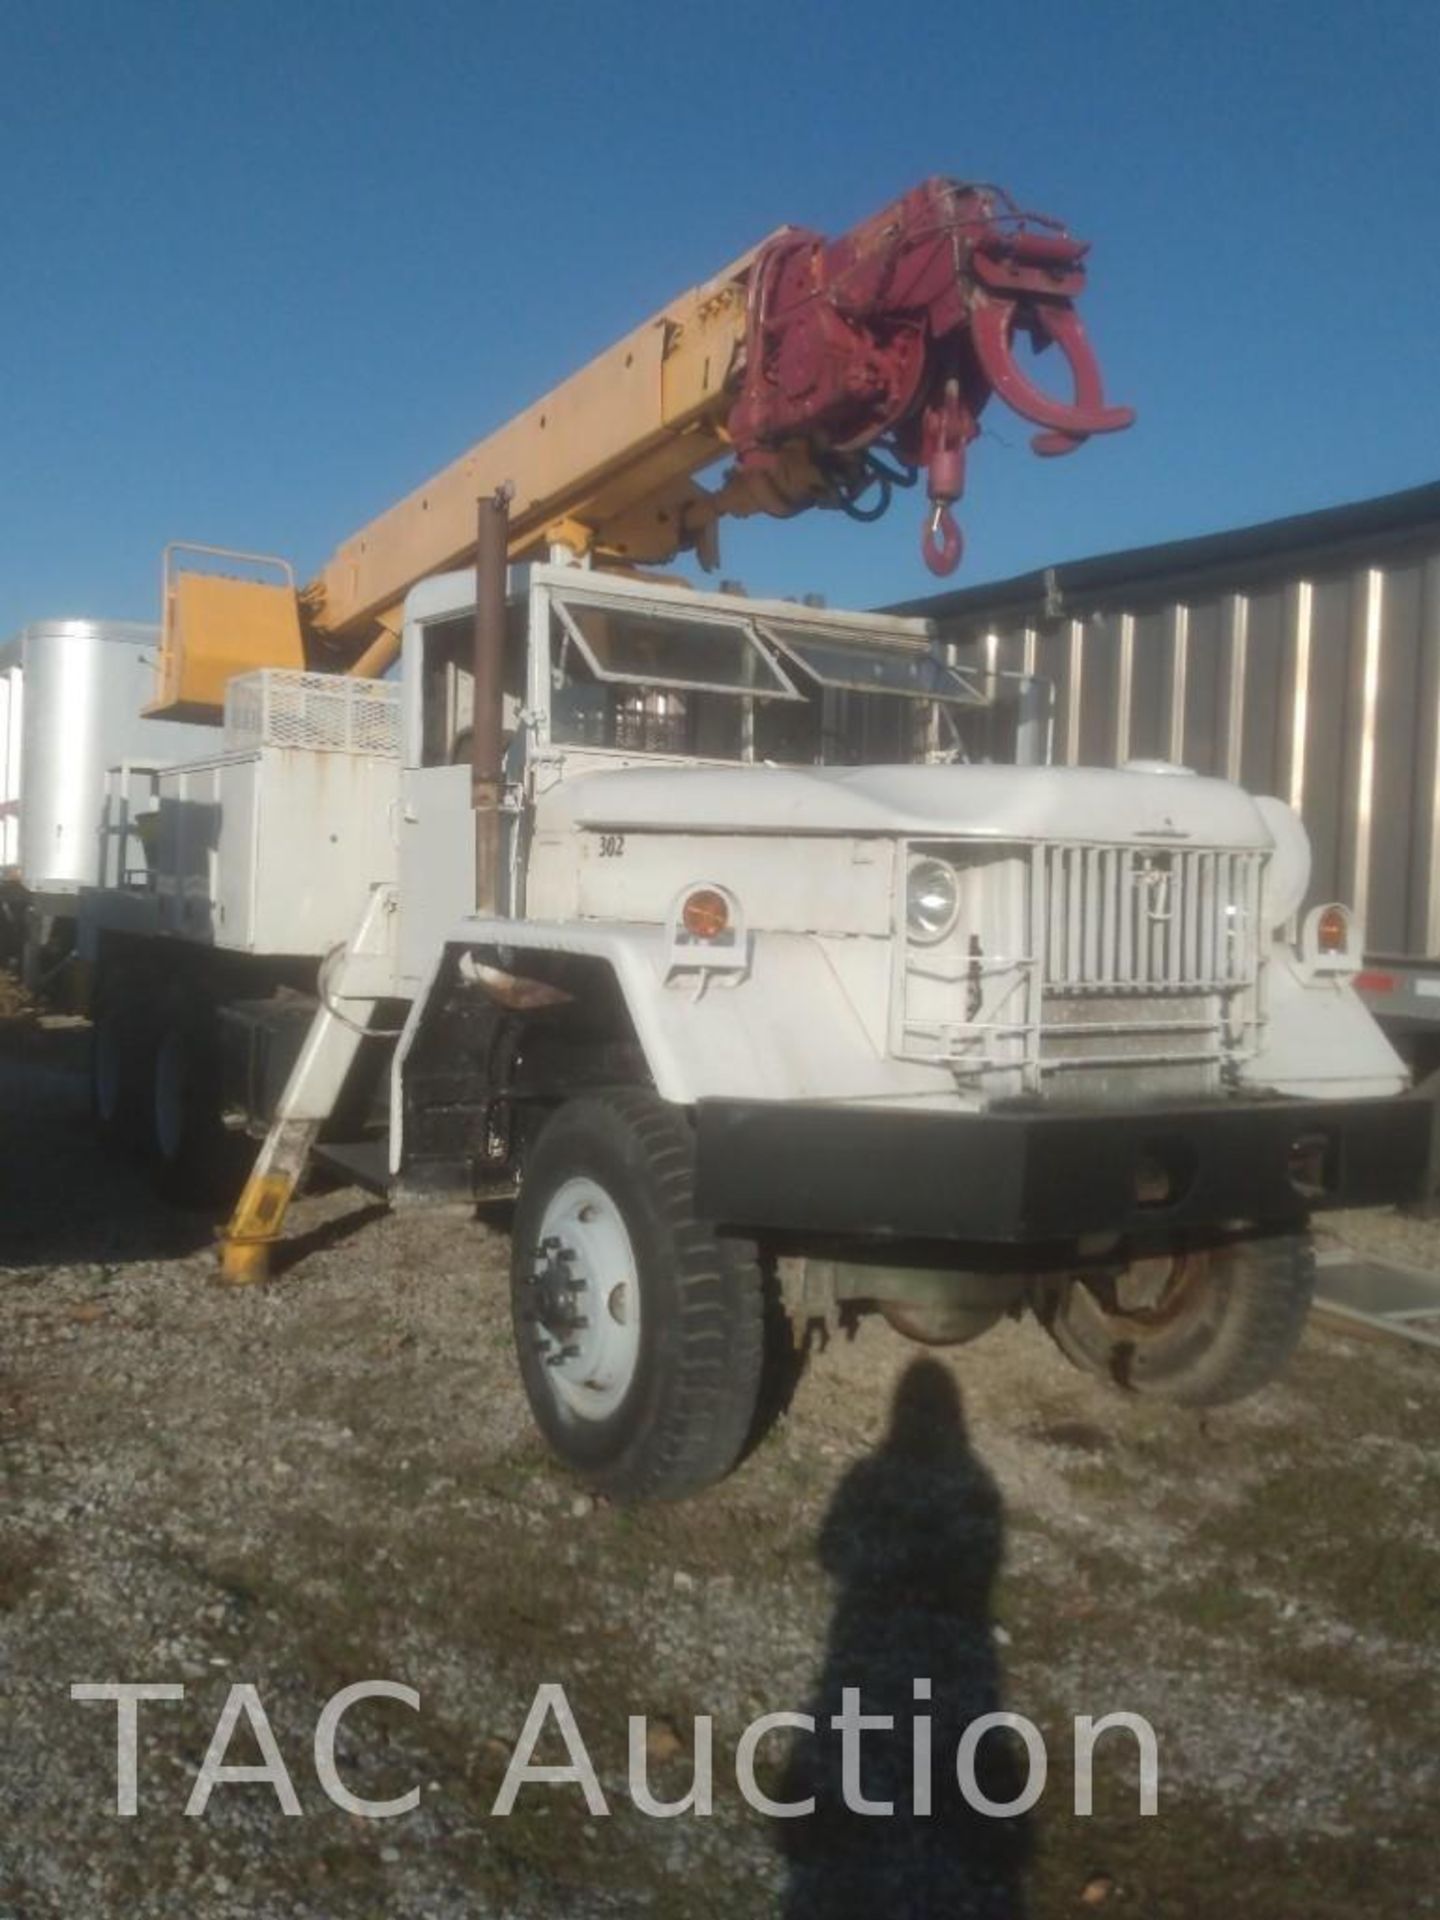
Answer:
[1243,949,1408,1099]
[404,916,958,1112]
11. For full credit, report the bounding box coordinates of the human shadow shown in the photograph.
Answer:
[778,1357,1031,1919]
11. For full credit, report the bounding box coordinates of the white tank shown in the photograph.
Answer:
[0,620,215,895]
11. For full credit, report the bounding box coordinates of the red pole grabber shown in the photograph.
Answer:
[968,227,1135,459]
[917,223,1137,574]
[724,177,1136,582]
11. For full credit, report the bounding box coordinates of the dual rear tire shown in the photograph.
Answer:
[91,969,154,1153]
[90,969,229,1204]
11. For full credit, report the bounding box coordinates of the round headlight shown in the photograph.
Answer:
[906,857,960,942]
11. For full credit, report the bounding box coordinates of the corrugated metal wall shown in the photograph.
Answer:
[942,536,1440,959]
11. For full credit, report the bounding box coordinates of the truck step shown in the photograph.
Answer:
[313,1138,392,1196]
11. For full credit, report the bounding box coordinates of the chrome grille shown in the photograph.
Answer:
[1041,845,1264,993]
[894,837,1268,1098]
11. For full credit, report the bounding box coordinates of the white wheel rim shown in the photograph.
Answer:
[527,1176,642,1422]
[153,1028,185,1163]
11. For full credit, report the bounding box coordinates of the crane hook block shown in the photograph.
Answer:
[726,178,1134,574]
[922,505,964,577]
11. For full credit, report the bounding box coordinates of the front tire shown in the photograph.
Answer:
[1044,1234,1316,1407]
[510,1090,764,1501]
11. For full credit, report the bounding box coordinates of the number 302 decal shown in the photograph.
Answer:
[598,833,626,858]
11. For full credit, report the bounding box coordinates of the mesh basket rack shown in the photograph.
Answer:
[223,670,399,756]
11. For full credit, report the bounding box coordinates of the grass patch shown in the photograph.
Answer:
[1193,1458,1440,1647]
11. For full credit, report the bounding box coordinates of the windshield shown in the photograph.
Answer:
[758,626,982,703]
[541,580,1009,766]
[555,601,798,698]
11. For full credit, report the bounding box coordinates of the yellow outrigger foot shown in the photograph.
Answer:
[217,1161,308,1286]
[218,1236,276,1285]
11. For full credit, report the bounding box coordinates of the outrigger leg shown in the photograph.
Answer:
[219,884,396,1283]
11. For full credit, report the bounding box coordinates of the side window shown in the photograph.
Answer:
[419,608,526,769]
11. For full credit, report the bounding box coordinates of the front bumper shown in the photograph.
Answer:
[694,1093,1433,1245]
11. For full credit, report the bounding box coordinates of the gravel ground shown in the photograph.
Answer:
[1,1015,1438,1918]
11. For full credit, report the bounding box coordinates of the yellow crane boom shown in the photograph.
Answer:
[149,177,1133,719]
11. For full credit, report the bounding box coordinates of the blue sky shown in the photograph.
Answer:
[2,0,1437,628]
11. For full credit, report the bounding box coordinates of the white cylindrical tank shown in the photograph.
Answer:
[0,651,22,869]
[0,620,216,895]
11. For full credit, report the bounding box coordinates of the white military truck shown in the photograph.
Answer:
[79,557,1430,1498]
[67,176,1433,1496]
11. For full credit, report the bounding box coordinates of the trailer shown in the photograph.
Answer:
[0,619,212,989]
[904,481,1440,1071]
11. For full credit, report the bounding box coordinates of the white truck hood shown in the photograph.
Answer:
[550,762,1273,847]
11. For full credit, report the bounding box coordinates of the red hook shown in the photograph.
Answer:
[922,504,964,576]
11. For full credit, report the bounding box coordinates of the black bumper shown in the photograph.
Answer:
[693,1094,1433,1245]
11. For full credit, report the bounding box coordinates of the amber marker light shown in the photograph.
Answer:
[1316,904,1350,954]
[681,888,731,940]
